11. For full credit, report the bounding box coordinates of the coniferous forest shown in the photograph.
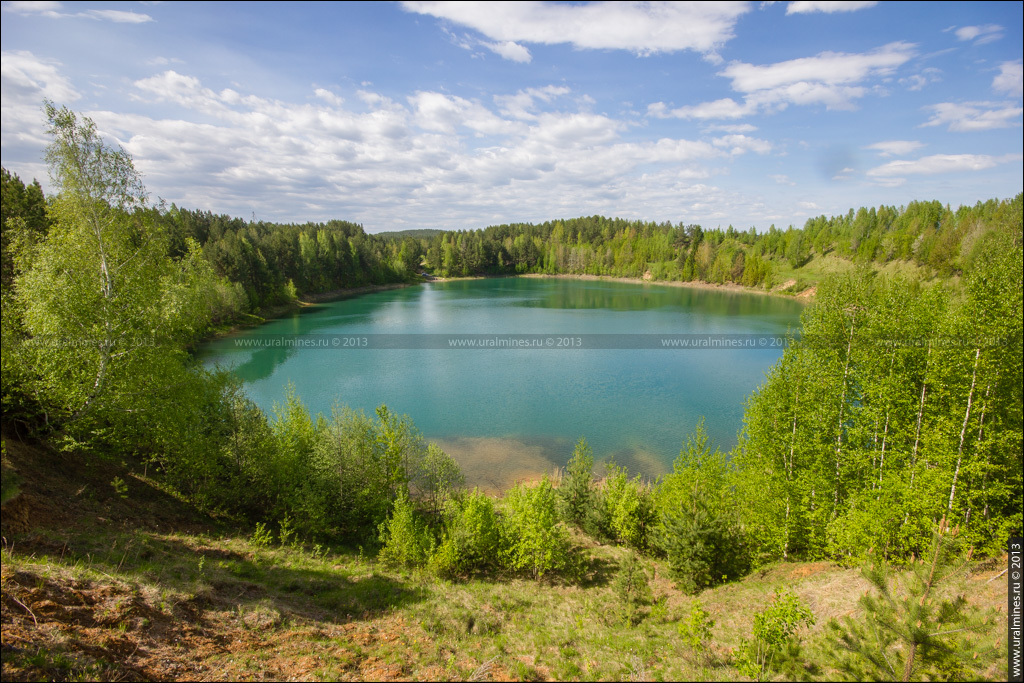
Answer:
[1,104,1020,681]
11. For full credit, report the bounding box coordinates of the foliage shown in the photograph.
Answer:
[601,461,655,551]
[250,522,274,549]
[735,587,815,681]
[412,443,465,522]
[559,437,594,527]
[429,488,501,577]
[827,521,1000,681]
[655,422,748,592]
[735,238,1022,563]
[500,475,573,579]
[678,599,715,662]
[377,491,432,569]
[9,104,230,459]
[612,552,654,626]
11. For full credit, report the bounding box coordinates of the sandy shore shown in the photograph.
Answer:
[518,272,811,300]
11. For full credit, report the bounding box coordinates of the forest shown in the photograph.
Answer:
[1,104,1021,681]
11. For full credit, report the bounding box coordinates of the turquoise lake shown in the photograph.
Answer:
[199,278,804,490]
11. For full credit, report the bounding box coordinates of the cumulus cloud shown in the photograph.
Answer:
[864,140,925,157]
[954,24,1003,45]
[401,1,751,59]
[992,61,1023,98]
[722,42,914,93]
[1,50,81,152]
[712,134,773,155]
[867,153,1021,178]
[922,101,1023,132]
[786,2,877,15]
[48,69,739,229]
[483,40,532,63]
[648,42,915,120]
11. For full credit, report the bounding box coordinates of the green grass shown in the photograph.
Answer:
[2,517,1009,681]
[0,437,1009,681]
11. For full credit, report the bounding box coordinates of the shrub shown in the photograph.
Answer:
[612,552,653,626]
[429,488,500,577]
[735,588,814,681]
[500,475,573,579]
[654,421,748,592]
[377,491,432,569]
[602,461,655,551]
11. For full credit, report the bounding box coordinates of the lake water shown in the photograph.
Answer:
[199,277,804,490]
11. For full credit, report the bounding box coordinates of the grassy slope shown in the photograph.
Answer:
[1,438,1008,682]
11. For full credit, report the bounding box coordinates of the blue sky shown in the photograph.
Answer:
[2,1,1021,232]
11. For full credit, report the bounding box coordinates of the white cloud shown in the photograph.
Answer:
[4,1,63,14]
[1,50,81,151]
[84,9,153,23]
[704,123,758,134]
[722,42,915,93]
[314,88,344,108]
[770,174,796,185]
[3,2,154,23]
[495,85,571,120]
[786,2,877,14]
[483,40,532,63]
[864,140,925,157]
[648,97,754,120]
[401,1,751,58]
[867,153,1021,178]
[650,42,915,120]
[409,91,517,135]
[79,69,743,229]
[712,134,773,155]
[922,101,1023,132]
[954,24,1003,45]
[993,61,1023,98]
[900,67,941,92]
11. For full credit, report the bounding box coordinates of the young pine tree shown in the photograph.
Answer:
[827,519,1001,681]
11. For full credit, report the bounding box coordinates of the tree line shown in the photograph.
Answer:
[413,196,1021,289]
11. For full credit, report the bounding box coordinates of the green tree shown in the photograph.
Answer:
[500,475,573,579]
[15,103,217,450]
[378,490,432,569]
[430,488,501,577]
[655,422,747,591]
[559,437,594,526]
[827,521,999,681]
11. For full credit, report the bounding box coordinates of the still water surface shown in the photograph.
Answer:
[199,278,804,489]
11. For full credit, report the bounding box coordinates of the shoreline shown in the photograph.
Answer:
[518,272,813,300]
[200,280,419,343]
[201,271,810,344]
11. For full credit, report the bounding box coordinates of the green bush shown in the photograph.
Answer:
[429,488,500,577]
[612,552,653,626]
[736,588,814,681]
[602,461,655,551]
[500,475,573,579]
[377,491,432,569]
[654,422,748,592]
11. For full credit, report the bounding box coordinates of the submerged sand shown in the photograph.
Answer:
[431,434,671,494]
